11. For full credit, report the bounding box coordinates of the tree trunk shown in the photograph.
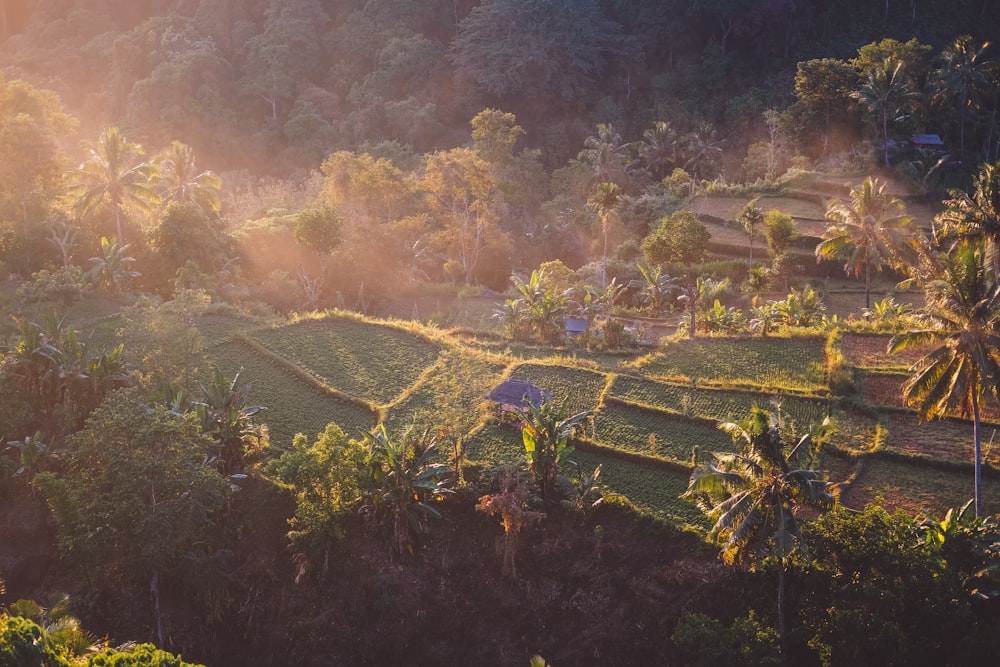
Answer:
[974,391,983,517]
[114,205,125,246]
[777,559,789,661]
[151,570,164,648]
[864,255,871,310]
[883,110,890,167]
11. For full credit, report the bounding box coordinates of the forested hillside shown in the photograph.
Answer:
[1,0,997,173]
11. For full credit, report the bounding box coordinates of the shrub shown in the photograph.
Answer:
[671,610,781,666]
[16,265,90,305]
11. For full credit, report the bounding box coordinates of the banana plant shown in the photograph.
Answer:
[520,397,593,500]
[361,424,453,555]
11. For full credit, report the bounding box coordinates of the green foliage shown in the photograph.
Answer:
[266,423,366,561]
[361,423,452,555]
[86,644,203,667]
[0,315,129,440]
[773,286,827,328]
[799,504,1000,667]
[671,610,781,667]
[0,615,67,667]
[890,240,1000,515]
[643,209,711,269]
[519,397,593,500]
[34,388,229,603]
[87,237,140,293]
[148,202,231,290]
[762,210,796,258]
[294,204,342,256]
[191,366,269,474]
[16,266,91,306]
[451,0,627,101]
[682,406,834,567]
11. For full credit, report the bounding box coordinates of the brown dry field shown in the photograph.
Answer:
[842,457,1000,517]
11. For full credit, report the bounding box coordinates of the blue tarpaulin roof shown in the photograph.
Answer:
[485,379,550,409]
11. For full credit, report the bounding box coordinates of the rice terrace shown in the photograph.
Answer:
[199,308,1000,522]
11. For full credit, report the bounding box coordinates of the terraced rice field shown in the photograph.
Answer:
[593,401,732,464]
[509,362,610,415]
[208,339,377,447]
[842,457,1000,517]
[610,374,828,426]
[631,336,828,392]
[191,307,999,523]
[249,317,442,404]
[840,333,928,370]
[570,449,708,527]
[381,353,506,433]
[884,412,1000,467]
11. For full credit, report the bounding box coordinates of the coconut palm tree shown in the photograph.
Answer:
[929,36,992,156]
[638,120,678,180]
[153,140,222,218]
[69,127,159,245]
[816,176,918,309]
[682,406,834,654]
[738,197,765,268]
[682,123,724,188]
[578,123,630,184]
[935,161,1000,279]
[890,240,1000,517]
[588,181,623,288]
[853,59,918,167]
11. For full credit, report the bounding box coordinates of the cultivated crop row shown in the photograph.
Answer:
[207,339,377,447]
[509,362,610,414]
[382,353,507,434]
[842,457,1000,517]
[610,374,828,426]
[249,317,441,404]
[631,336,828,392]
[569,449,708,527]
[592,401,733,465]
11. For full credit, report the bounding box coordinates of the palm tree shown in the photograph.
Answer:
[638,120,678,180]
[935,161,1000,279]
[852,59,918,167]
[587,181,622,288]
[153,140,222,218]
[69,127,159,245]
[738,197,765,268]
[816,176,918,309]
[929,36,992,156]
[578,123,630,184]
[682,406,834,654]
[890,241,1000,517]
[682,123,724,189]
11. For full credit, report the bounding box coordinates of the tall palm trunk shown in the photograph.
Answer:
[777,558,789,663]
[151,569,164,648]
[864,248,872,310]
[973,390,983,516]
